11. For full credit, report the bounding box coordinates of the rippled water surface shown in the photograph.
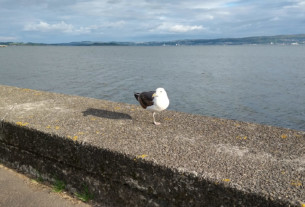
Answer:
[0,45,304,131]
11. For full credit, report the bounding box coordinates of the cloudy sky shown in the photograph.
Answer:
[1,0,305,43]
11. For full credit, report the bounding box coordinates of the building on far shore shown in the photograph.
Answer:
[0,45,8,47]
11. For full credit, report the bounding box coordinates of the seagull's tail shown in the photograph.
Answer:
[134,93,140,101]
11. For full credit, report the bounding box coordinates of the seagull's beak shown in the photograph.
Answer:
[152,93,157,97]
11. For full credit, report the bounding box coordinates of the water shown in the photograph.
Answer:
[0,45,304,131]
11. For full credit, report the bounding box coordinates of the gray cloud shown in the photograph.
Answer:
[0,0,305,42]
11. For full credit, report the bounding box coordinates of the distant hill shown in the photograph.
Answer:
[136,34,305,46]
[1,34,305,46]
[152,34,305,46]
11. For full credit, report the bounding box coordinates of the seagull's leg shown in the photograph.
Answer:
[153,112,161,125]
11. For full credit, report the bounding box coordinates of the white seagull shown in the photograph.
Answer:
[134,88,170,125]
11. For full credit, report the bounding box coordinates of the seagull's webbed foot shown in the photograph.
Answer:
[152,112,161,125]
[154,121,161,125]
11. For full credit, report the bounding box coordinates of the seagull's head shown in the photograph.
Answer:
[153,88,168,98]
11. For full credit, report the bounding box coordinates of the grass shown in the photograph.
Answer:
[31,171,44,183]
[75,185,94,202]
[30,171,93,202]
[52,178,65,193]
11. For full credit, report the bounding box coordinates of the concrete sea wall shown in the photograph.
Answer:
[0,85,304,206]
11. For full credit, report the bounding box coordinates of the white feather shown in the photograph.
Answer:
[147,88,169,112]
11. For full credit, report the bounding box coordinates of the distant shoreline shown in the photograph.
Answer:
[1,34,305,46]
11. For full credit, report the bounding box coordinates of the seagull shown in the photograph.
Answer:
[134,88,170,125]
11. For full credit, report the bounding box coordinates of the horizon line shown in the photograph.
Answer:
[1,33,305,44]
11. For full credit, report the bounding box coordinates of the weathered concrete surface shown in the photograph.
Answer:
[0,164,90,207]
[0,84,304,207]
